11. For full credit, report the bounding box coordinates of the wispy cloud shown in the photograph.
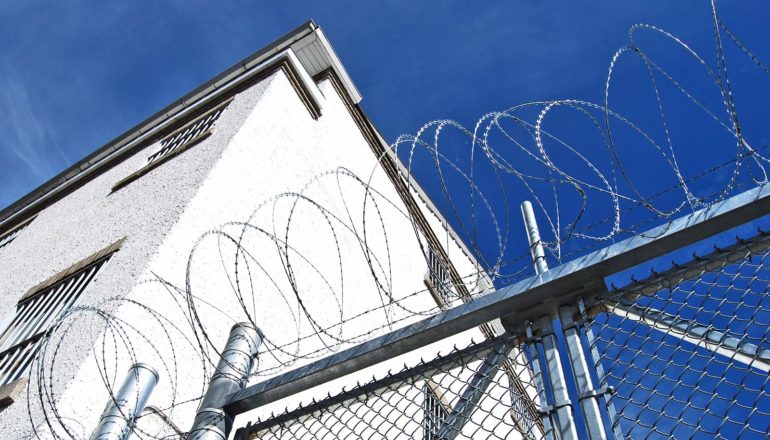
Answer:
[0,68,69,182]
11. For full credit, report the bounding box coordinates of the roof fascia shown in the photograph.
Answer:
[0,21,341,231]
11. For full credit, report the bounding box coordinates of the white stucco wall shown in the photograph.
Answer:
[0,71,274,439]
[0,62,495,439]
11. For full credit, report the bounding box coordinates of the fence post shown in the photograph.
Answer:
[578,298,623,439]
[559,305,610,439]
[520,201,620,439]
[520,201,581,440]
[523,321,556,439]
[89,363,159,440]
[521,201,549,275]
[188,322,262,440]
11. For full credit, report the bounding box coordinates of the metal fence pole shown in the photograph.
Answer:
[189,322,262,440]
[559,305,609,440]
[579,298,623,439]
[521,201,549,276]
[89,363,159,440]
[537,315,579,440]
[524,321,557,439]
[521,200,617,439]
[521,201,579,439]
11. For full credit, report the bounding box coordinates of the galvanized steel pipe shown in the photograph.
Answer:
[188,322,262,440]
[89,363,159,440]
[521,201,549,275]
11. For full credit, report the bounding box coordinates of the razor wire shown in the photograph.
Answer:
[393,0,770,288]
[12,0,770,438]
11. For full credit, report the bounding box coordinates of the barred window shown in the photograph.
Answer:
[427,247,452,304]
[146,102,229,165]
[112,100,232,191]
[422,382,449,440]
[0,242,119,386]
[0,218,34,252]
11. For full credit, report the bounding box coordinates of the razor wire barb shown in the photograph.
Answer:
[14,0,770,439]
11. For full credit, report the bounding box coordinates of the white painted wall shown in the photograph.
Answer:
[0,65,275,440]
[0,62,498,439]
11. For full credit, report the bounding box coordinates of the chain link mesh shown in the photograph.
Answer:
[235,232,770,440]
[588,232,770,439]
[240,335,543,440]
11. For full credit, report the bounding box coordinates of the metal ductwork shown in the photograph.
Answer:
[89,363,159,440]
[188,322,262,440]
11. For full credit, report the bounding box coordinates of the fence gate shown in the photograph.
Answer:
[214,184,770,440]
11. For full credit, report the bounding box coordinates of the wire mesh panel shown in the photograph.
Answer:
[588,233,770,439]
[238,335,543,440]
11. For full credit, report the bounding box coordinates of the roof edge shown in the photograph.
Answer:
[0,20,358,231]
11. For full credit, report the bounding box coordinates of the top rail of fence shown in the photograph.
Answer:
[224,183,770,416]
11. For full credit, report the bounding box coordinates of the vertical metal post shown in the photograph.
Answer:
[579,299,623,439]
[521,201,617,439]
[537,316,579,440]
[521,201,549,276]
[521,201,579,440]
[525,322,555,439]
[89,363,159,440]
[559,306,608,440]
[188,322,262,440]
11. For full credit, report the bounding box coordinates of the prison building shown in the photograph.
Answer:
[0,22,535,439]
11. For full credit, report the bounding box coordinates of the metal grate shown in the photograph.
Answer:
[238,335,542,440]
[423,382,449,440]
[146,102,229,165]
[587,233,770,439]
[0,255,111,386]
[0,219,32,252]
[428,247,453,304]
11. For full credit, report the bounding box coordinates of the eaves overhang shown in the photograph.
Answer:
[0,20,361,231]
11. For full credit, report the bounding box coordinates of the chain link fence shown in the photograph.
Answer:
[237,335,544,439]
[228,191,770,440]
[588,231,770,439]
[233,233,770,440]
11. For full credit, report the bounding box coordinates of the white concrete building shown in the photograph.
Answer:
[0,22,524,439]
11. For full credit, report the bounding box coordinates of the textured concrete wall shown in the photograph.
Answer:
[0,65,489,439]
[0,71,273,439]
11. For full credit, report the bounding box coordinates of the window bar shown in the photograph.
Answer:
[147,104,227,165]
[422,383,448,440]
[0,255,110,386]
[0,218,34,251]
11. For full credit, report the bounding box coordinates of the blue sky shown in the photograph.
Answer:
[3,0,769,273]
[3,0,770,289]
[0,1,765,210]
[2,2,770,437]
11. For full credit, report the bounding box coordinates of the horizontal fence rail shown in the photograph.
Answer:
[225,184,770,415]
[220,183,770,439]
[236,335,542,440]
